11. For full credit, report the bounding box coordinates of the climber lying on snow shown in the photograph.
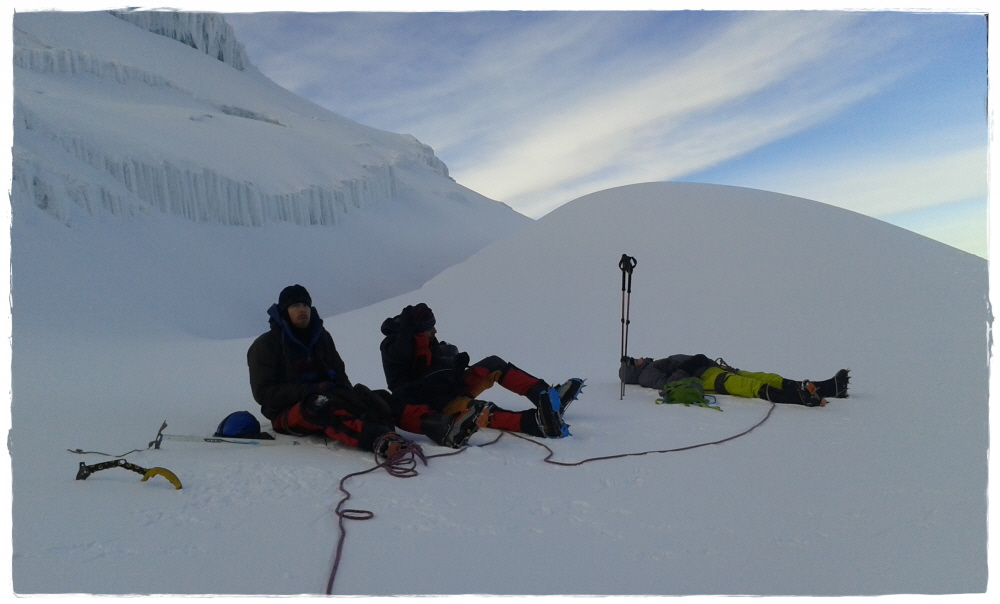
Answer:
[619,354,850,407]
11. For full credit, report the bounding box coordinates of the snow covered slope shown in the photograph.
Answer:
[11,10,529,337]
[10,182,988,596]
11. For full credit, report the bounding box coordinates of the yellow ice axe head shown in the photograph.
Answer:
[141,467,183,490]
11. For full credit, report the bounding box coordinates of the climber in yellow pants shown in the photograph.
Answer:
[700,365,785,397]
[620,354,850,407]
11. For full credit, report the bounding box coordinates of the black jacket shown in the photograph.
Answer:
[380,310,469,408]
[619,354,717,390]
[247,304,352,420]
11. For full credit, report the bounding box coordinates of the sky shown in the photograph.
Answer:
[221,5,989,258]
[5,2,992,258]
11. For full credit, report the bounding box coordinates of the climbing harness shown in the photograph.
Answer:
[75,458,182,490]
[714,357,742,374]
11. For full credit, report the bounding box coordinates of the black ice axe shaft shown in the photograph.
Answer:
[619,254,637,399]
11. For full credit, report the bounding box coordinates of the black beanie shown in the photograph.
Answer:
[278,284,312,314]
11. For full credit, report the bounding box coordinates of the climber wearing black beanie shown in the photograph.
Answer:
[247,284,399,456]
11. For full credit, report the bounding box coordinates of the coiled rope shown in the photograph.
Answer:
[325,401,775,594]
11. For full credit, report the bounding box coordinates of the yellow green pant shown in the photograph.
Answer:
[700,366,785,398]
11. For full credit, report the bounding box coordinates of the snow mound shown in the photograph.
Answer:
[12,182,986,595]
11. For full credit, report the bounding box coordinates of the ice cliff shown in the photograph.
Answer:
[109,9,253,71]
[11,10,506,230]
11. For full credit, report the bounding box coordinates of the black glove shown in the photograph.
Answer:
[437,342,459,359]
[434,343,468,370]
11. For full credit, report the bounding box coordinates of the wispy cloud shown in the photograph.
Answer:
[226,10,987,255]
[443,12,910,215]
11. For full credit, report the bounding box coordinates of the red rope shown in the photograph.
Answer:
[512,401,777,466]
[325,432,500,594]
[325,402,775,594]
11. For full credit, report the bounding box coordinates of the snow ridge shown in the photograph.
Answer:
[109,9,252,71]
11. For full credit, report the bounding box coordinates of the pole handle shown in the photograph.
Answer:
[618,254,637,275]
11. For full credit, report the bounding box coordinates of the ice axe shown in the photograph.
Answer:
[619,253,637,399]
[75,458,182,489]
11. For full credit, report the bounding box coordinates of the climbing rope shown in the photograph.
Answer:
[324,402,775,594]
[509,400,776,466]
[325,431,502,594]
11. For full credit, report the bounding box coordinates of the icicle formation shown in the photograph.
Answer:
[109,10,252,71]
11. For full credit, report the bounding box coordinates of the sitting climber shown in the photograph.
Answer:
[380,303,584,442]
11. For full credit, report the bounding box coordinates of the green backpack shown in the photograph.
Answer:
[656,377,721,411]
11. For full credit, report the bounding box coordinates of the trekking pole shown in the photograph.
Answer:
[619,254,637,399]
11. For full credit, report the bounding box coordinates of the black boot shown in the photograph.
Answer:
[535,388,570,437]
[812,369,850,398]
[519,410,546,437]
[758,384,826,407]
[419,402,487,448]
[524,380,551,406]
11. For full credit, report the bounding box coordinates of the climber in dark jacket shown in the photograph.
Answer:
[620,354,850,407]
[247,284,400,456]
[380,303,584,441]
[249,285,504,453]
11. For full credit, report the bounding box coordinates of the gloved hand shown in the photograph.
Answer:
[437,342,459,359]
[435,342,469,370]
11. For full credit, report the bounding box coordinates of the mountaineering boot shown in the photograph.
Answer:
[536,388,571,437]
[554,378,585,416]
[473,400,497,429]
[526,378,585,415]
[524,380,550,406]
[800,381,827,407]
[419,401,489,448]
[758,382,827,407]
[780,369,850,399]
[810,369,851,399]
[448,400,491,446]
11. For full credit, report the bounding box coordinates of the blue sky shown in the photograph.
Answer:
[221,8,988,257]
[12,3,990,257]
